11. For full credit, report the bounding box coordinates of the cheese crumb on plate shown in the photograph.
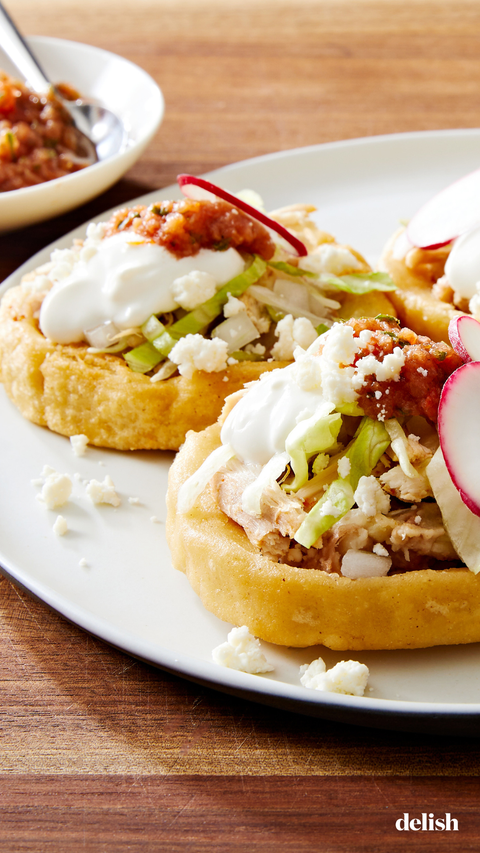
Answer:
[53,515,68,536]
[70,434,89,457]
[85,475,121,507]
[300,657,369,696]
[212,626,274,674]
[36,467,72,509]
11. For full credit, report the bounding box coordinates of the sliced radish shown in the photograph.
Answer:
[408,168,480,250]
[438,361,480,516]
[448,315,480,363]
[177,173,308,257]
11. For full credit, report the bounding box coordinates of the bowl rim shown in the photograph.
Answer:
[0,34,165,201]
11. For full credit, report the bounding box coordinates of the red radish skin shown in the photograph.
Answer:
[407,167,480,250]
[177,174,308,257]
[448,315,480,363]
[438,362,480,517]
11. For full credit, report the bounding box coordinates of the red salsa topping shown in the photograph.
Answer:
[104,198,276,260]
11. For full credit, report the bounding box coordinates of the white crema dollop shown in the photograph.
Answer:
[39,231,245,344]
[220,323,373,466]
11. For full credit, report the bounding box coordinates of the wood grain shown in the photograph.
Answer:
[2,573,480,777]
[2,0,480,848]
[0,775,479,852]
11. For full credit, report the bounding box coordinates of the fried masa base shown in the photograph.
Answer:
[0,276,396,451]
[166,423,480,650]
[0,284,287,451]
[379,228,463,344]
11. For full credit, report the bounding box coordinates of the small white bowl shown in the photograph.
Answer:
[0,36,164,232]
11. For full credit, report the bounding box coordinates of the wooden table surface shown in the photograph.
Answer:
[2,1,480,850]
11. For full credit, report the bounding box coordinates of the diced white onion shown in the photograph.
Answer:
[212,313,260,353]
[273,278,309,311]
[341,549,392,579]
[150,360,178,382]
[248,284,330,326]
[84,320,120,349]
[308,287,341,310]
[87,340,129,354]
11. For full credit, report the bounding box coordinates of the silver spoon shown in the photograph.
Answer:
[0,2,127,162]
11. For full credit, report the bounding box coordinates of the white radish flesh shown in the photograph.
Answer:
[177,173,308,257]
[407,168,480,250]
[427,447,480,574]
[438,361,480,516]
[448,315,480,363]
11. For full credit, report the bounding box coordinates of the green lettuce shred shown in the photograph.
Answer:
[124,341,164,373]
[123,254,267,367]
[294,416,390,547]
[150,254,267,357]
[320,271,396,294]
[285,407,341,492]
[267,260,317,278]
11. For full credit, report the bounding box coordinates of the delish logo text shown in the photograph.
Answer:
[395,813,458,832]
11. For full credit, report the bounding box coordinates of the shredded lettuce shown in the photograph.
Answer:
[294,479,355,547]
[346,417,391,491]
[267,260,317,278]
[241,452,289,516]
[319,271,396,294]
[124,341,164,373]
[229,350,263,361]
[141,314,166,341]
[384,419,418,478]
[285,404,341,491]
[177,443,236,514]
[294,417,390,547]
[335,401,364,416]
[149,254,267,357]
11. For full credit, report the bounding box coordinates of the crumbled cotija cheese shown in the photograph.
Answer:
[318,498,343,519]
[354,475,390,517]
[317,324,359,406]
[301,244,362,276]
[337,456,351,479]
[86,475,121,507]
[53,515,68,536]
[169,334,229,379]
[272,314,318,361]
[37,468,72,509]
[70,434,89,457]
[170,270,217,310]
[373,542,389,557]
[245,342,266,355]
[352,347,405,389]
[223,294,247,317]
[212,626,274,674]
[300,657,369,695]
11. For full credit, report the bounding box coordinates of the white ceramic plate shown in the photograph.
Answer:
[0,36,164,232]
[2,129,480,736]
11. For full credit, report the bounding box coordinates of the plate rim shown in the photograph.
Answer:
[3,128,480,731]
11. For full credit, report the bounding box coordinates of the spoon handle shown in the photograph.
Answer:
[0,1,51,92]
